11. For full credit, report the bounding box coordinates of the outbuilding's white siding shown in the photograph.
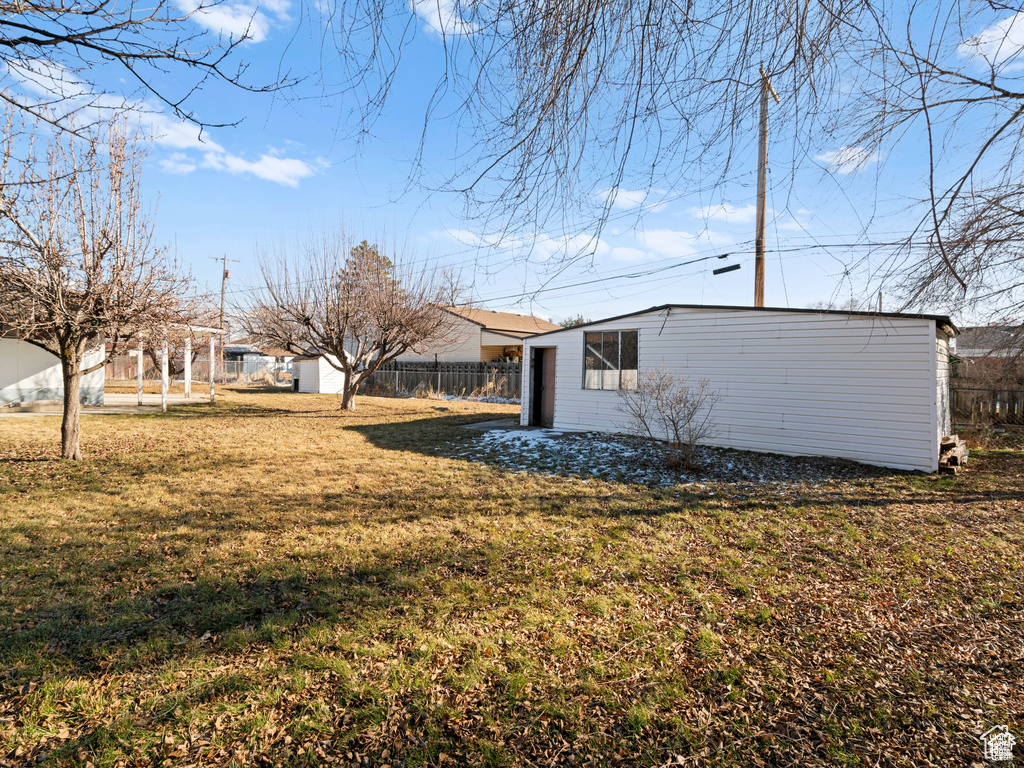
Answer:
[0,339,104,406]
[935,331,952,441]
[293,355,349,394]
[522,307,950,472]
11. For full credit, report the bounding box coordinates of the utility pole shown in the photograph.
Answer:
[754,67,780,308]
[209,255,240,384]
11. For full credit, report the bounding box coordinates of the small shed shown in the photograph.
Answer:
[520,304,957,472]
[291,354,348,394]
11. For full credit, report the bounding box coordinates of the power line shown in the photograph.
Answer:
[454,252,737,306]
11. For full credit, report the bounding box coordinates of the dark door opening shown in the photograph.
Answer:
[531,347,556,427]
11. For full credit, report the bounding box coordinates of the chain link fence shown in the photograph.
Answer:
[106,356,292,389]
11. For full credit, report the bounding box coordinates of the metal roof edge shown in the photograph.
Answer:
[523,303,958,340]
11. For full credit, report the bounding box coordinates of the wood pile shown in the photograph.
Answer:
[939,434,969,474]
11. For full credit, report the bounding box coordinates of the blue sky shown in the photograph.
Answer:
[8,2,1020,325]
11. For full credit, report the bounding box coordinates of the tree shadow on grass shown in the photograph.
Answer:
[0,534,510,680]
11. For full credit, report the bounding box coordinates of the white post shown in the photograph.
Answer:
[209,336,216,402]
[137,337,144,406]
[161,336,169,412]
[184,336,192,398]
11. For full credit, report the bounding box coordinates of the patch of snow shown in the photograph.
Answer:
[444,428,896,489]
[441,394,521,405]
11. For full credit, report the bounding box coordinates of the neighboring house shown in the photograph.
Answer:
[0,337,105,407]
[520,304,957,473]
[397,307,561,363]
[224,339,296,374]
[954,325,1022,358]
[951,326,1024,389]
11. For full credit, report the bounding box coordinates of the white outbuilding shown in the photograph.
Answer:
[520,304,957,473]
[291,354,350,394]
[0,338,105,407]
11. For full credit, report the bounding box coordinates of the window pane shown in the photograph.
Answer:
[584,332,603,390]
[619,330,638,390]
[601,332,620,371]
[602,332,620,390]
[620,331,638,369]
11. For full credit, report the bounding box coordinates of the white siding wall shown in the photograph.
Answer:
[317,357,348,394]
[523,308,940,472]
[0,339,104,406]
[294,356,349,394]
[294,360,318,393]
[396,317,482,363]
[935,331,952,440]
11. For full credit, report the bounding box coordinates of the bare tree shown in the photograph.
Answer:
[0,108,194,459]
[243,234,463,410]
[314,1,1024,313]
[0,0,289,131]
[559,314,591,328]
[321,0,851,247]
[617,371,720,470]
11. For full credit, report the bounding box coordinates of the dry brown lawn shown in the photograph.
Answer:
[0,388,1021,767]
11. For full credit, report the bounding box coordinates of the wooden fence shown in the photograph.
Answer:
[952,387,1024,426]
[361,361,522,400]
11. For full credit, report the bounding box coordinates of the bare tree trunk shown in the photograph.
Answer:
[60,352,83,460]
[340,370,356,410]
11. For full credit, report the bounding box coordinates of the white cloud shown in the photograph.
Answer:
[814,146,881,175]
[258,0,292,14]
[596,187,668,212]
[146,112,225,152]
[636,229,698,258]
[6,56,311,187]
[176,0,292,42]
[610,246,652,262]
[687,203,759,225]
[159,153,198,174]
[202,150,314,186]
[410,0,478,36]
[959,12,1024,68]
[442,229,608,261]
[6,60,89,100]
[776,218,811,232]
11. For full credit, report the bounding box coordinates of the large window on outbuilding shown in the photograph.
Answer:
[583,330,638,390]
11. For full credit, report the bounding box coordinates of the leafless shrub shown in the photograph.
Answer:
[617,371,721,471]
[470,375,509,399]
[361,378,399,397]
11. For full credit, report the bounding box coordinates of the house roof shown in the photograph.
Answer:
[226,338,299,358]
[445,307,561,339]
[955,325,1023,356]
[524,303,958,339]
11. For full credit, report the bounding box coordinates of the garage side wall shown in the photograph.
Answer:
[523,308,938,472]
[0,339,104,406]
